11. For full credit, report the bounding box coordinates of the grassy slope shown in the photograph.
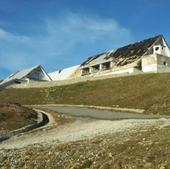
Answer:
[0,73,170,114]
[0,104,37,131]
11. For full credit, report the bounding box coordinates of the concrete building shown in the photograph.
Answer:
[1,34,170,89]
[80,35,170,76]
[0,65,52,89]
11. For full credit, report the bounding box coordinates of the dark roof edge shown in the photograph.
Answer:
[117,34,163,51]
[142,34,163,56]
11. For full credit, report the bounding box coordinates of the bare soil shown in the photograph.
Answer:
[0,117,170,169]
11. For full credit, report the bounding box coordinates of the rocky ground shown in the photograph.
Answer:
[0,109,170,169]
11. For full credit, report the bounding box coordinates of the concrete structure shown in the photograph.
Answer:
[48,35,170,81]
[142,54,170,72]
[80,35,170,76]
[1,34,170,89]
[0,65,52,89]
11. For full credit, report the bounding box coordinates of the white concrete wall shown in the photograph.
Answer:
[142,55,157,72]
[142,54,170,73]
[100,67,140,76]
[143,64,170,73]
[157,64,170,72]
[162,38,170,57]
[142,64,157,72]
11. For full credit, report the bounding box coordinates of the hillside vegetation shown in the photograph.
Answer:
[0,103,37,131]
[0,73,170,114]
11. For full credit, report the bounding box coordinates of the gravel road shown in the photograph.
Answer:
[1,105,170,149]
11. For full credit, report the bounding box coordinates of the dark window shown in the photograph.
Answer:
[14,80,21,84]
[155,47,159,51]
[163,61,167,66]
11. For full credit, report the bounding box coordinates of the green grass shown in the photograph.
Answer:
[1,73,170,114]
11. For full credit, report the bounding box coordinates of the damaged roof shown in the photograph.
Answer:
[106,35,162,59]
[80,52,105,67]
[80,51,115,67]
[81,35,162,67]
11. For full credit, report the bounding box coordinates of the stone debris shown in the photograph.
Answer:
[0,116,170,168]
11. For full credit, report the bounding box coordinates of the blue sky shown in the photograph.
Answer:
[0,0,170,79]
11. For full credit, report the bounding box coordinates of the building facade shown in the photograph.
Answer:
[1,35,170,89]
[79,35,170,76]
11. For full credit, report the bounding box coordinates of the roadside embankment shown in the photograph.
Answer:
[0,109,49,143]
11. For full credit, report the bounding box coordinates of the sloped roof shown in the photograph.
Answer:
[106,35,162,59]
[81,50,116,67]
[80,53,105,66]
[49,65,80,81]
[81,35,162,67]
[0,65,51,86]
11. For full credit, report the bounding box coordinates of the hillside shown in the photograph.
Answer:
[0,103,37,132]
[1,73,170,168]
[0,73,170,114]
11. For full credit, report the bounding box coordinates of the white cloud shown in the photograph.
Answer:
[0,13,134,77]
[0,28,8,38]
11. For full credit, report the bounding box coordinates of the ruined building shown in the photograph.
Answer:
[80,35,170,76]
[1,35,170,89]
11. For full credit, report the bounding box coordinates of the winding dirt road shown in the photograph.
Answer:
[0,105,170,149]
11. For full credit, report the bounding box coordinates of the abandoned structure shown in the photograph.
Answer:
[48,35,170,80]
[80,35,170,76]
[0,65,52,89]
[1,35,170,89]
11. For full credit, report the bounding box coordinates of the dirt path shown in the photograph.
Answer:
[0,105,170,149]
[0,109,170,149]
[34,105,170,120]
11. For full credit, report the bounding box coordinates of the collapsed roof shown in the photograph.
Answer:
[81,35,163,67]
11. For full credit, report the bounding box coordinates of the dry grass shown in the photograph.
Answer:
[0,103,37,131]
[0,124,170,169]
[1,73,170,168]
[1,73,170,114]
